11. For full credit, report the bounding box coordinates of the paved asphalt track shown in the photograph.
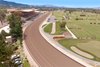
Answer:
[24,12,84,67]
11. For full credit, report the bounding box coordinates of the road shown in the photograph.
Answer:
[24,12,84,67]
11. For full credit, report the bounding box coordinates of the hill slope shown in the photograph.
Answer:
[0,0,30,8]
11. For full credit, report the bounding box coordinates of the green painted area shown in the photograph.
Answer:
[44,23,52,34]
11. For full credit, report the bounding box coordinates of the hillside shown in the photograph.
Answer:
[0,0,30,8]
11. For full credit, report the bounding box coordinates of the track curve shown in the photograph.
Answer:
[24,12,84,67]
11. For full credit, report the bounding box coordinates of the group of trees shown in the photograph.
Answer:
[0,9,7,24]
[64,8,100,14]
[0,9,12,64]
[0,30,14,66]
[7,13,23,43]
[0,8,23,42]
[0,8,23,66]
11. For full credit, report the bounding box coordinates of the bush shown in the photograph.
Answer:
[60,22,66,29]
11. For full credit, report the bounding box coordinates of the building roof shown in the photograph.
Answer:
[21,9,34,12]
[7,8,35,12]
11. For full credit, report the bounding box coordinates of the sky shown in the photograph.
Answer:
[5,0,100,8]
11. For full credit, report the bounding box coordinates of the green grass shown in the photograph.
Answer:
[53,11,67,35]
[23,60,30,67]
[0,63,4,67]
[54,22,67,35]
[58,39,89,49]
[44,22,67,35]
[67,11,100,40]
[44,23,52,34]
[53,11,65,20]
[58,39,100,61]
[76,41,100,61]
[55,22,63,35]
[57,11,100,61]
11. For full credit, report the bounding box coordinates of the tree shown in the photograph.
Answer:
[0,32,14,67]
[7,13,22,42]
[1,30,9,39]
[60,21,66,29]
[0,33,13,60]
[0,9,6,25]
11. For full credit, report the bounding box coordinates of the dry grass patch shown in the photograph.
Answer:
[77,41,100,58]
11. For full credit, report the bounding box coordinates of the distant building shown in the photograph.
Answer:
[7,8,40,21]
[7,8,40,15]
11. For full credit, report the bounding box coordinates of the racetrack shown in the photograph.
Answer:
[24,12,84,67]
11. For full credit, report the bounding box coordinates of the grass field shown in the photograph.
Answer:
[44,11,67,35]
[43,11,100,61]
[55,11,100,61]
[59,39,89,50]
[23,60,30,67]
[54,22,67,35]
[77,41,100,61]
[67,11,100,40]
[52,11,67,35]
[59,39,100,61]
[44,23,52,34]
[53,11,65,20]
